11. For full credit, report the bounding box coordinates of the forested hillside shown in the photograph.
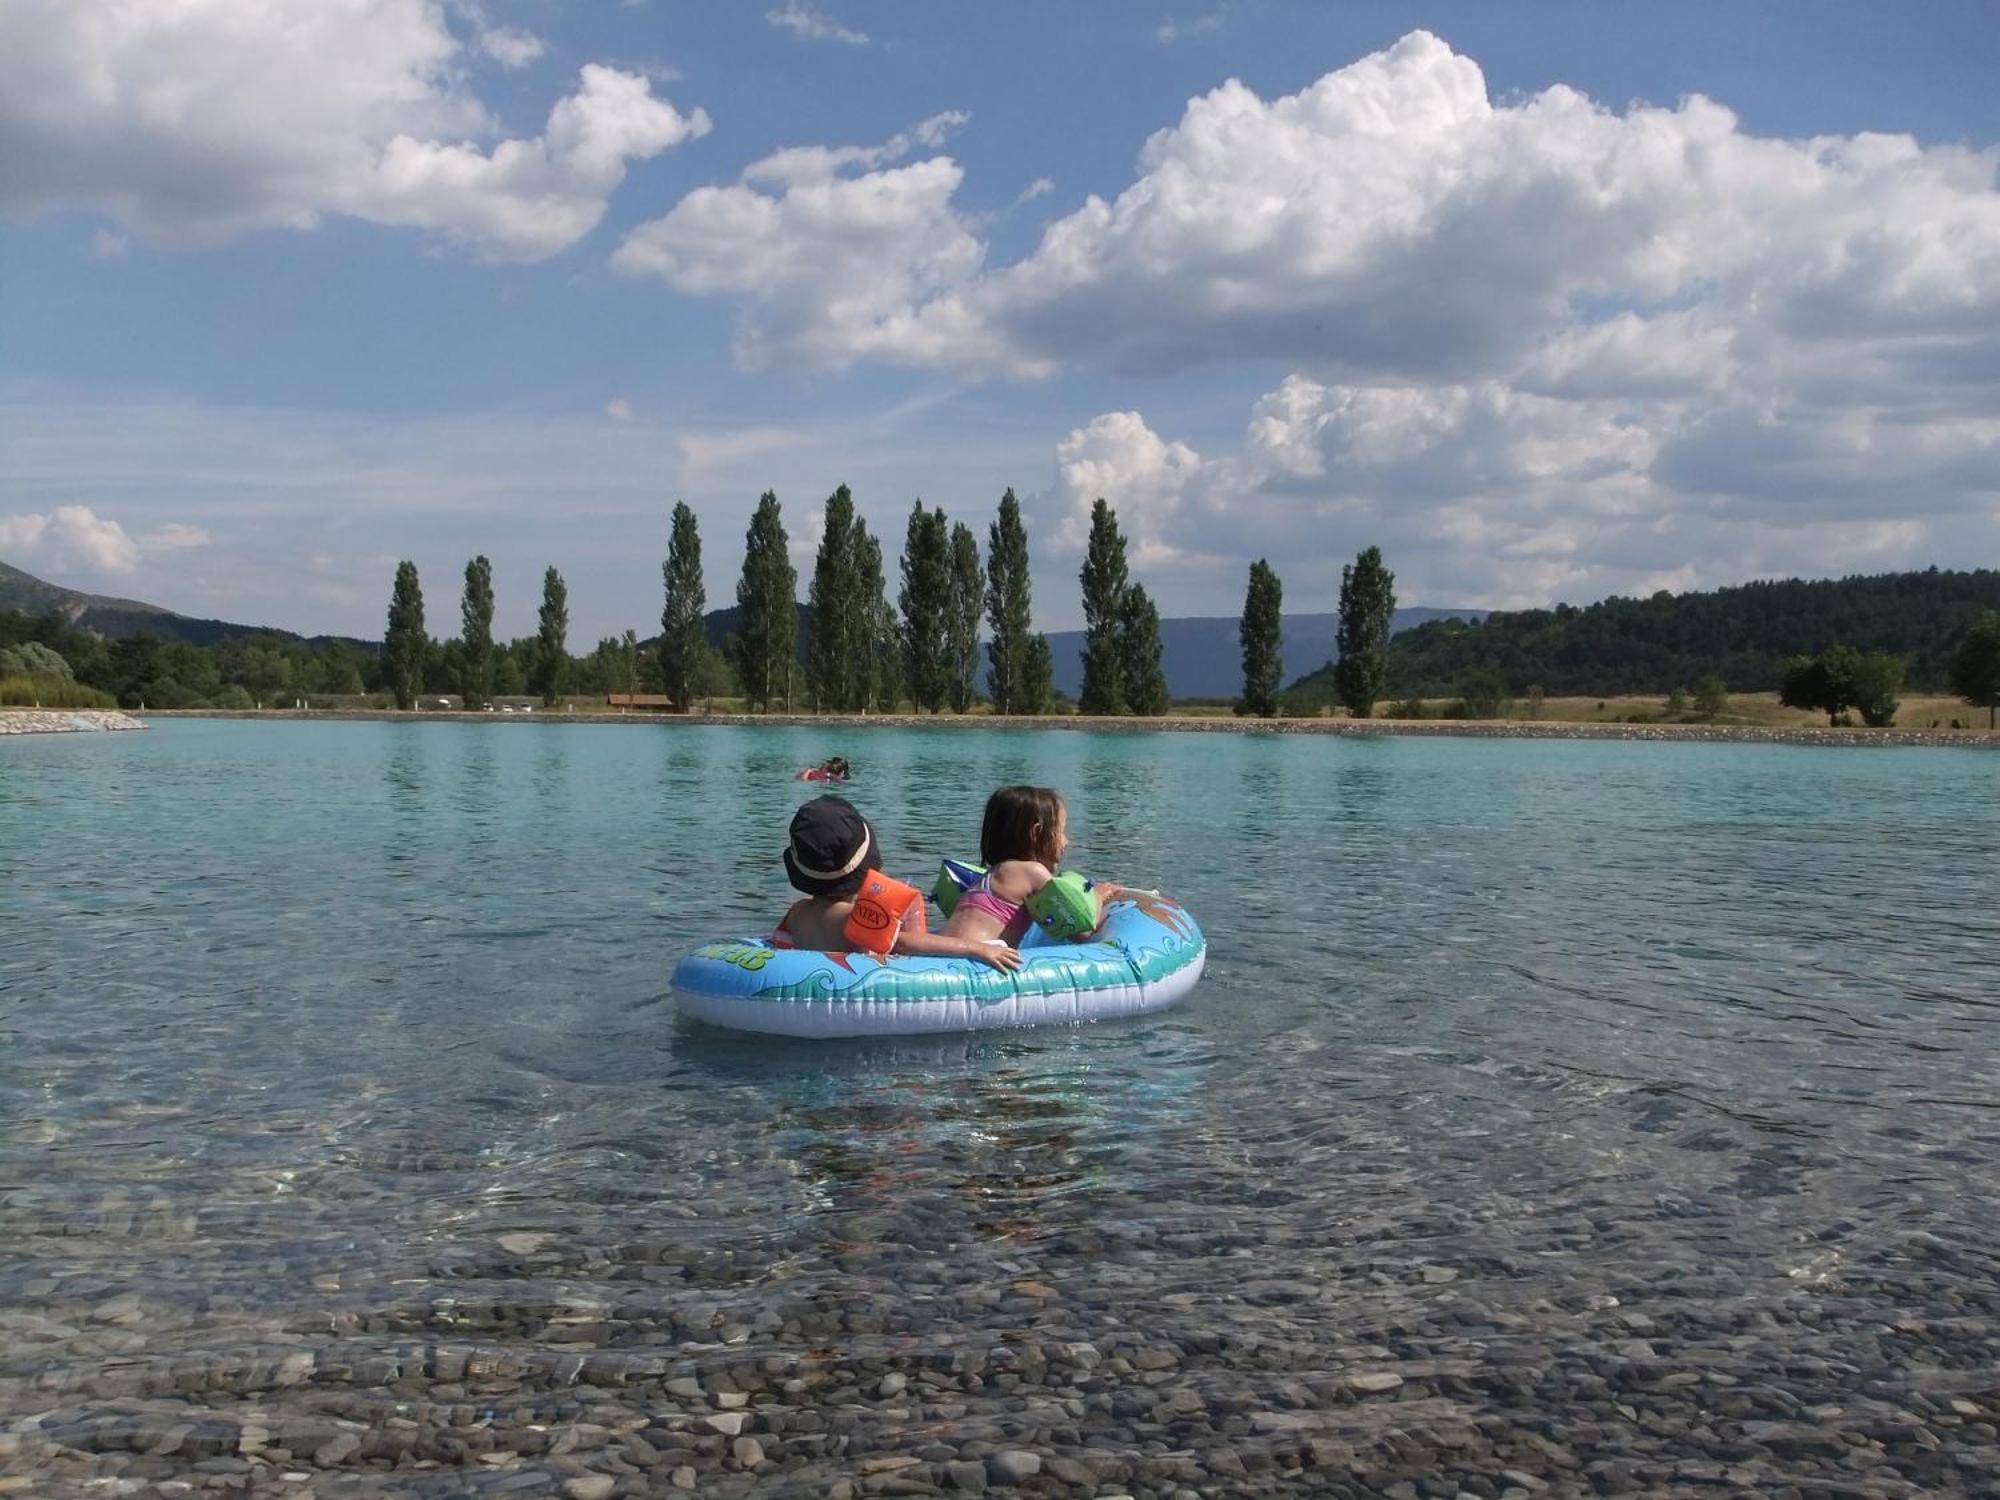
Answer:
[1290,569,2000,699]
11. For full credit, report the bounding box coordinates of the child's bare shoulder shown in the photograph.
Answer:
[988,860,1054,897]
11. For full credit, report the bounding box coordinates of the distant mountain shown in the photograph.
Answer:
[1042,608,1486,700]
[0,559,374,651]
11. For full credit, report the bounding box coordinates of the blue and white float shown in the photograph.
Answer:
[672,889,1207,1038]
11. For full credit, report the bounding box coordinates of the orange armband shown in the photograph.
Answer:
[844,872,927,955]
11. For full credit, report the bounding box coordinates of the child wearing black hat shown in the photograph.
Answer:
[775,796,1021,971]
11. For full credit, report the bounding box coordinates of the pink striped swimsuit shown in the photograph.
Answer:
[957,874,1032,943]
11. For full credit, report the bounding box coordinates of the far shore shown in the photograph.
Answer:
[129,706,2000,749]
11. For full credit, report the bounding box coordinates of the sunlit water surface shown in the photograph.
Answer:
[3,720,1996,1495]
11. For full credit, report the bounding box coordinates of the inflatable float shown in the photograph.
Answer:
[672,886,1206,1038]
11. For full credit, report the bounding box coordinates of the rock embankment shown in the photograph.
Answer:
[142,707,2000,749]
[0,709,145,735]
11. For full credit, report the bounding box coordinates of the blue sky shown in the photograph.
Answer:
[3,1,1997,643]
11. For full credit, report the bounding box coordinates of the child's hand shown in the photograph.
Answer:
[978,944,1023,973]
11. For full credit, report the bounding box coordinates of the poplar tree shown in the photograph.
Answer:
[459,555,494,710]
[1021,634,1055,715]
[734,491,797,712]
[807,484,861,711]
[855,520,900,712]
[1118,582,1168,715]
[947,521,983,712]
[899,501,952,712]
[532,566,569,707]
[1078,498,1128,714]
[985,488,1033,713]
[1237,559,1283,718]
[1333,545,1396,718]
[1950,610,2000,728]
[659,502,706,712]
[384,560,426,711]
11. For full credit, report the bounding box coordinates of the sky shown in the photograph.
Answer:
[2,1,1997,644]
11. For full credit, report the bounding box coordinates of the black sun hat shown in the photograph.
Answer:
[783,795,882,897]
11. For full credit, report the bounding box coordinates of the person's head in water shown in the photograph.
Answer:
[979,785,1068,868]
[783,795,880,897]
[822,756,850,779]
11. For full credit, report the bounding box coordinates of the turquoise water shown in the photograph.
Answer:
[3,719,1997,1493]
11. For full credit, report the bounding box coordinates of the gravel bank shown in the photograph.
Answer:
[0,709,145,735]
[141,707,2000,749]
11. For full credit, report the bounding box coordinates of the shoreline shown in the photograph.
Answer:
[0,709,146,735]
[131,707,2000,749]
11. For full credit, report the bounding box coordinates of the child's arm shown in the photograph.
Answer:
[893,929,1023,972]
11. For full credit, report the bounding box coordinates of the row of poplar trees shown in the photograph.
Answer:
[1235,545,1397,718]
[383,556,573,711]
[659,486,1104,715]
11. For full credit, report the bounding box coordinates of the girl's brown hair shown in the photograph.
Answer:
[979,785,1066,867]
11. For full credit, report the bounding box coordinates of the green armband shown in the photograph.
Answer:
[1027,871,1100,939]
[932,857,986,917]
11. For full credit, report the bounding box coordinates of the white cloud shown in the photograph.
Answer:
[0,0,707,261]
[634,30,2000,400]
[1157,9,1227,44]
[766,1,869,45]
[1011,177,1055,209]
[606,398,633,422]
[0,505,142,574]
[138,522,211,551]
[614,134,988,370]
[479,26,546,70]
[677,426,807,476]
[739,111,969,189]
[90,228,129,260]
[1034,370,2000,613]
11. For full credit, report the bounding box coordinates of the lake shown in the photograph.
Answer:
[3,719,1996,1497]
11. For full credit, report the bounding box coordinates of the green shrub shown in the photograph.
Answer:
[0,675,116,708]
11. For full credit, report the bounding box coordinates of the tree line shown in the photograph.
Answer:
[379,487,1180,716]
[1375,568,2000,698]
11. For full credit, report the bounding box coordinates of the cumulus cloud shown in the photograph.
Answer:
[0,505,143,574]
[634,30,2000,394]
[613,27,1999,606]
[614,118,988,369]
[766,1,868,45]
[1034,371,2000,612]
[0,0,708,261]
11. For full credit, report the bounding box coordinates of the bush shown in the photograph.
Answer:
[1454,666,1510,719]
[1693,674,1729,720]
[1388,696,1427,719]
[0,642,72,680]
[0,674,116,708]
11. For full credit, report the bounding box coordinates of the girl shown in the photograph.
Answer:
[941,786,1126,946]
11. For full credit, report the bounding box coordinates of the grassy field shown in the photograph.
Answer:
[1344,690,1983,730]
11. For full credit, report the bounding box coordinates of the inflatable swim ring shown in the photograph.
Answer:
[673,890,1206,1038]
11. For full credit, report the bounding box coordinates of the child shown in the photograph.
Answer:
[940,786,1126,945]
[796,756,850,782]
[774,796,1021,971]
